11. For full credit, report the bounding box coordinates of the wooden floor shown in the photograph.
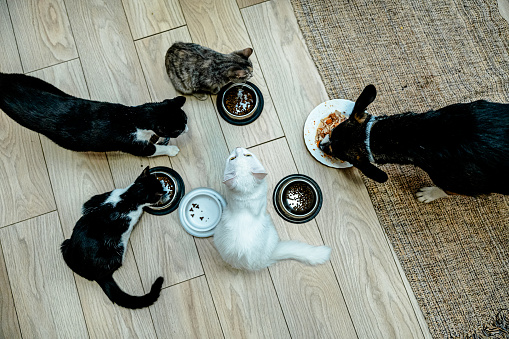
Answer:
[0,0,433,338]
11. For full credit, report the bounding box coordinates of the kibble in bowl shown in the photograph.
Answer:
[216,81,264,125]
[221,83,258,120]
[144,167,185,215]
[273,174,323,224]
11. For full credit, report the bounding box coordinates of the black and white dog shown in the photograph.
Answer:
[320,85,509,202]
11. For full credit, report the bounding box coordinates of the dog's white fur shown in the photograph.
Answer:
[213,147,331,271]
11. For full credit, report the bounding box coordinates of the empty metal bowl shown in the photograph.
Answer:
[144,166,185,215]
[273,174,323,224]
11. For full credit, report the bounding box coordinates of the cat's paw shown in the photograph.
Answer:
[156,137,171,145]
[416,186,448,203]
[166,145,180,157]
[211,85,221,94]
[193,93,208,101]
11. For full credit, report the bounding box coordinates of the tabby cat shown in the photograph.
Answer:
[165,42,253,100]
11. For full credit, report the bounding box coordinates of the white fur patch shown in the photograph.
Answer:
[104,185,132,207]
[135,129,155,143]
[150,144,180,157]
[119,204,148,261]
[416,186,449,203]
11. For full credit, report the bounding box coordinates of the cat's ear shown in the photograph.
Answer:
[223,177,236,189]
[351,85,376,124]
[172,96,186,107]
[249,155,268,180]
[140,166,150,178]
[234,48,253,59]
[252,172,267,180]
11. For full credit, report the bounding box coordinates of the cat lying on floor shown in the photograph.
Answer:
[214,147,331,271]
[61,166,165,309]
[0,72,188,157]
[165,42,253,100]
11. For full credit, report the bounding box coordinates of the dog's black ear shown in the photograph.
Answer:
[351,85,376,124]
[357,162,388,183]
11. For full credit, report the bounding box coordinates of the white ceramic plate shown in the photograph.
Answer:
[303,99,354,168]
[178,188,227,238]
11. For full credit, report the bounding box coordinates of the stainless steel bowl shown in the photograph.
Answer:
[221,83,259,121]
[148,171,180,211]
[273,175,322,223]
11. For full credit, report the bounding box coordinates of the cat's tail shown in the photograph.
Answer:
[96,275,164,309]
[270,240,331,266]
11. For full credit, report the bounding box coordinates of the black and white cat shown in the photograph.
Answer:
[0,72,188,157]
[61,166,165,309]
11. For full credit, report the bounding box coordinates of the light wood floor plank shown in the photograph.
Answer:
[250,138,358,339]
[237,0,267,9]
[65,0,150,105]
[109,28,207,290]
[0,212,88,339]
[0,112,56,228]
[0,0,22,73]
[122,0,185,40]
[0,0,56,229]
[242,1,424,338]
[198,237,291,339]
[6,0,77,72]
[0,239,21,339]
[29,60,159,339]
[179,0,284,149]
[150,276,223,338]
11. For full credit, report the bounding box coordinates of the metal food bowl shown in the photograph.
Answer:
[273,174,323,224]
[221,82,259,120]
[216,81,264,126]
[144,166,185,215]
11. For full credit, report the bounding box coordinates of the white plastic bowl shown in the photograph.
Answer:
[178,188,226,237]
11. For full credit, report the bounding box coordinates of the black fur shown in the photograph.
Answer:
[0,72,187,156]
[320,85,509,196]
[61,166,165,309]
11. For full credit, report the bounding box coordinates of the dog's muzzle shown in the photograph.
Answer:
[319,135,333,155]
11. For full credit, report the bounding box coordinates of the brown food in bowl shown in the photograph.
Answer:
[224,86,255,115]
[153,175,175,206]
[315,110,347,162]
[283,182,315,215]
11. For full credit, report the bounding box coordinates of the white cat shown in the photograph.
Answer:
[213,147,332,271]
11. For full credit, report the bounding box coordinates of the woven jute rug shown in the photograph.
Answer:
[290,0,509,337]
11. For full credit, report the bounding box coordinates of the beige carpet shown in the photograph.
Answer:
[290,0,509,337]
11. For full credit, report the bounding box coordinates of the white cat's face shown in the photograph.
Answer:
[223,147,267,191]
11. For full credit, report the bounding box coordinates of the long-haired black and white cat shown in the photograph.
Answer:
[61,166,165,309]
[165,42,253,100]
[0,72,188,157]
